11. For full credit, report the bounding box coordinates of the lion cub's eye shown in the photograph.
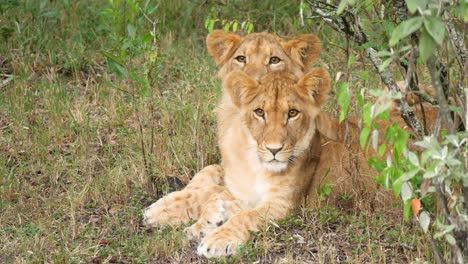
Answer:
[254,108,265,118]
[288,109,299,118]
[269,56,281,64]
[235,56,246,63]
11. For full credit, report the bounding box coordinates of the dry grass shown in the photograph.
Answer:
[0,1,433,263]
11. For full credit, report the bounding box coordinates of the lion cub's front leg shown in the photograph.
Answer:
[143,165,224,227]
[197,196,293,258]
[185,190,244,240]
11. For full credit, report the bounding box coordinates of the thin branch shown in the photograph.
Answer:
[427,56,455,134]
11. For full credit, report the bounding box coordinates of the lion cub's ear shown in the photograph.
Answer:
[206,30,242,65]
[297,67,331,107]
[282,34,321,70]
[224,71,258,107]
[315,112,340,141]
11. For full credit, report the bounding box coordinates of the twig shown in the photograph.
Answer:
[299,0,305,27]
[427,56,455,134]
[137,110,150,178]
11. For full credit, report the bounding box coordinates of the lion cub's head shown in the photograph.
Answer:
[207,30,321,81]
[224,68,331,172]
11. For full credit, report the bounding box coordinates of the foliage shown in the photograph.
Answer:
[100,0,159,83]
[205,7,254,34]
[310,0,467,263]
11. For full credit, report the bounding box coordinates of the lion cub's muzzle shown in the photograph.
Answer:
[258,143,294,172]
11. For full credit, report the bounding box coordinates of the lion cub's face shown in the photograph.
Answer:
[225,69,331,172]
[207,31,321,81]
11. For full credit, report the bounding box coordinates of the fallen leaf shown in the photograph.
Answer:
[411,198,421,217]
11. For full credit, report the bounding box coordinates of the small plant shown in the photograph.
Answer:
[204,8,254,33]
[100,0,165,194]
[315,182,333,201]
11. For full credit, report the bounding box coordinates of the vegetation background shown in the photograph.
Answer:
[1,0,460,263]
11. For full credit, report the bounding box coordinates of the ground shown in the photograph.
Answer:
[0,1,433,263]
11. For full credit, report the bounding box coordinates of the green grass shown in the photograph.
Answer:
[0,0,434,263]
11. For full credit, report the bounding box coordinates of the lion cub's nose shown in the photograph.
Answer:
[266,145,283,155]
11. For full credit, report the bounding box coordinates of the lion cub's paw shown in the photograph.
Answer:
[185,200,227,240]
[197,227,246,258]
[185,218,225,240]
[142,201,169,227]
[142,194,191,227]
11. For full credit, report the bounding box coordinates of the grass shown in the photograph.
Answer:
[0,0,434,263]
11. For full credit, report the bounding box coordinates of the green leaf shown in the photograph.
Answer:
[403,199,412,221]
[389,17,424,46]
[401,182,413,202]
[419,29,436,62]
[378,144,387,157]
[445,234,456,245]
[223,22,230,32]
[107,59,128,78]
[362,102,372,126]
[407,151,420,167]
[360,126,371,149]
[378,58,392,72]
[374,100,392,118]
[246,22,254,33]
[357,88,365,107]
[208,19,216,33]
[337,82,350,123]
[337,0,349,15]
[424,16,445,45]
[394,169,420,189]
[394,129,409,155]
[406,0,427,14]
[368,158,386,172]
[419,211,430,233]
[394,169,419,188]
[232,21,238,32]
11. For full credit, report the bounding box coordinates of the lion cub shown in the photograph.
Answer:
[191,68,331,257]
